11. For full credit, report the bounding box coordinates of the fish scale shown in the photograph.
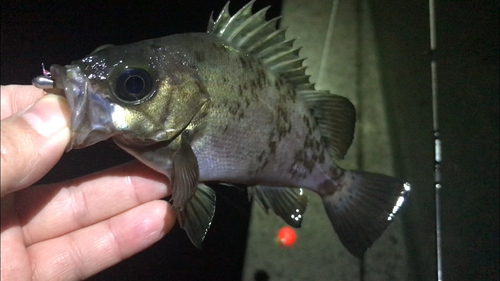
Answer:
[33,0,410,258]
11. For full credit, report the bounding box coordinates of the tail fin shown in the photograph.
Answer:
[322,170,410,257]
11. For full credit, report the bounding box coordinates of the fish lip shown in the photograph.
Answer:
[50,64,115,151]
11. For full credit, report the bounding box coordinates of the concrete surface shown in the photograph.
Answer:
[243,0,410,280]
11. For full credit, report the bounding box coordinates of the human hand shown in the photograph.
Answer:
[1,85,176,280]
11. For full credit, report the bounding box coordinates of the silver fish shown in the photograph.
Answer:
[33,1,410,257]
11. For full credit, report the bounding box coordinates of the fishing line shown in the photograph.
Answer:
[355,0,366,279]
[317,0,340,86]
[428,0,443,280]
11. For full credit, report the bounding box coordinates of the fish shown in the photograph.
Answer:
[32,1,410,257]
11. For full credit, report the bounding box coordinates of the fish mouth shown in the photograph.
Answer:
[50,64,115,151]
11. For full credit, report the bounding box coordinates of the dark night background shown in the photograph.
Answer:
[1,0,499,280]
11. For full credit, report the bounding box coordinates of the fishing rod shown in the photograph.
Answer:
[316,0,444,280]
[428,0,443,280]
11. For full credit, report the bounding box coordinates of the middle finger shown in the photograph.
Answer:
[14,161,170,246]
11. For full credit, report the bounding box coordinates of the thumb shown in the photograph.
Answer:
[1,94,71,197]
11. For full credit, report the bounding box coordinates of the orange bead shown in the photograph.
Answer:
[277,226,296,247]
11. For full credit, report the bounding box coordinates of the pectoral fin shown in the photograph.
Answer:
[248,186,308,228]
[171,132,199,210]
[176,183,217,248]
[115,132,200,211]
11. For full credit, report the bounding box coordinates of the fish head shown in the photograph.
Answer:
[50,41,210,150]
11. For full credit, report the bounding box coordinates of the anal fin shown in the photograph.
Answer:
[176,183,217,248]
[248,186,308,228]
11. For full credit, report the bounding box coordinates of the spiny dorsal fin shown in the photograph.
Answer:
[208,2,356,159]
[207,1,312,90]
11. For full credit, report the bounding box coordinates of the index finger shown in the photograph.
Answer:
[1,85,46,120]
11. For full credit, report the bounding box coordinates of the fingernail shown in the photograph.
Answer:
[22,95,69,138]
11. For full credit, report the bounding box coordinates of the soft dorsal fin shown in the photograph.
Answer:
[208,1,356,159]
[300,91,356,159]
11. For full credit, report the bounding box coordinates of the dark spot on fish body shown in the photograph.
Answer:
[304,158,315,173]
[288,165,298,177]
[314,139,321,151]
[311,151,325,165]
[293,150,315,173]
[317,147,325,164]
[303,136,313,149]
[276,106,292,140]
[251,79,261,89]
[287,162,307,179]
[193,51,205,63]
[267,131,275,143]
[329,166,344,181]
[277,107,288,123]
[314,116,321,128]
[294,151,304,164]
[222,124,229,134]
[257,151,265,162]
[229,105,238,115]
[318,179,337,196]
[302,115,313,134]
[150,43,163,51]
[236,85,244,96]
[240,83,248,92]
[228,101,242,117]
[269,141,277,154]
[239,56,248,68]
[277,126,288,140]
[291,87,297,103]
[237,81,255,101]
[274,78,283,88]
[243,65,268,91]
[257,68,266,83]
[259,158,270,171]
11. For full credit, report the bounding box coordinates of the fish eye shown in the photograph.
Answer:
[114,68,153,103]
